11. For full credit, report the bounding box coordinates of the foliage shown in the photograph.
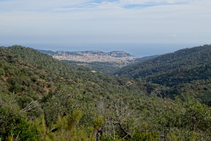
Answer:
[115,44,211,87]
[115,44,211,103]
[62,60,123,74]
[130,125,159,141]
[0,94,37,141]
[1,45,211,140]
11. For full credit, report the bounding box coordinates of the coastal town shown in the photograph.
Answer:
[41,50,138,65]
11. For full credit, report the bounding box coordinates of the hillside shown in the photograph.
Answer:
[1,45,163,120]
[115,44,211,87]
[1,45,211,140]
[5,45,155,98]
[0,45,155,140]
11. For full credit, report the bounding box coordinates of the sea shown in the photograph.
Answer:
[1,43,203,57]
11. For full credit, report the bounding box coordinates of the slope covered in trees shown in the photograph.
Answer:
[0,45,163,140]
[1,45,211,140]
[5,45,159,96]
[115,44,211,87]
[114,45,211,105]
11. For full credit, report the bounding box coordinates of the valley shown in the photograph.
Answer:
[0,44,211,140]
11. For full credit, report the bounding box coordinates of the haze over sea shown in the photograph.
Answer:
[2,43,202,57]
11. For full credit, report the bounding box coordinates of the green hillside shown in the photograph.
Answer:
[114,44,211,105]
[0,45,161,140]
[5,45,158,96]
[115,44,211,87]
[1,45,211,140]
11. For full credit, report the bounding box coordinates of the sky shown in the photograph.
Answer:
[0,0,211,56]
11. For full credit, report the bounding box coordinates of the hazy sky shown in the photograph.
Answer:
[0,0,211,54]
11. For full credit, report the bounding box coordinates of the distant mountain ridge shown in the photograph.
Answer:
[40,50,133,58]
[39,50,137,65]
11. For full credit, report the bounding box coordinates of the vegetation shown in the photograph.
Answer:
[61,61,122,74]
[0,45,211,140]
[62,55,158,75]
[115,44,211,103]
[115,44,211,86]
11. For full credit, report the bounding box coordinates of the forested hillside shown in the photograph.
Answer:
[115,44,211,86]
[1,45,211,140]
[114,44,211,105]
[5,45,158,96]
[0,45,161,140]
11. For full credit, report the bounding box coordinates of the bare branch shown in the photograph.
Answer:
[113,122,132,139]
[20,101,38,112]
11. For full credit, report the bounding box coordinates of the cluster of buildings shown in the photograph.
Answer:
[53,52,135,64]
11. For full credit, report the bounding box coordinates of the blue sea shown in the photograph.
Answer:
[2,43,203,57]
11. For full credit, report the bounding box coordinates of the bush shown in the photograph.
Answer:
[0,98,38,141]
[0,68,5,76]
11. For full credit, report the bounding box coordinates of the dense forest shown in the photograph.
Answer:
[115,45,211,86]
[1,45,211,140]
[115,45,211,103]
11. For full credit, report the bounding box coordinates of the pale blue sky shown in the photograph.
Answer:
[0,0,211,55]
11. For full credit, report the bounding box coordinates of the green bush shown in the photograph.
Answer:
[0,68,5,76]
[0,99,38,141]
